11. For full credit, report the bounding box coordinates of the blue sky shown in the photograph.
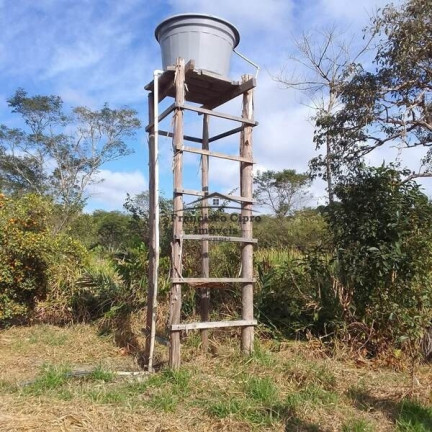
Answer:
[1,0,416,212]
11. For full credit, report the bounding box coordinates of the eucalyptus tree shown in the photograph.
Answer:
[326,0,432,180]
[277,27,372,202]
[0,89,141,228]
[253,169,310,217]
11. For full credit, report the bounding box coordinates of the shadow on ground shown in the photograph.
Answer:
[348,388,432,430]
[284,417,324,432]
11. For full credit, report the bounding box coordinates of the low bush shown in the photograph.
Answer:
[0,194,87,325]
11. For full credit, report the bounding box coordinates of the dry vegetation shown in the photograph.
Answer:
[0,324,431,432]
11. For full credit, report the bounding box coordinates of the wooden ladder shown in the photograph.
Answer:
[145,58,258,370]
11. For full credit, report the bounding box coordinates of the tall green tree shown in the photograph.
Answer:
[321,0,432,179]
[0,89,141,227]
[253,169,311,217]
[326,165,432,355]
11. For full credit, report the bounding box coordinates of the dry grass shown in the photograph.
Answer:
[0,324,431,432]
[0,324,136,383]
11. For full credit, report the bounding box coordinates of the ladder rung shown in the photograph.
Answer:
[179,234,257,243]
[180,103,258,126]
[182,146,253,163]
[171,320,257,331]
[171,277,255,285]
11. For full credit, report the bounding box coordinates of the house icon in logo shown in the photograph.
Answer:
[185,192,243,212]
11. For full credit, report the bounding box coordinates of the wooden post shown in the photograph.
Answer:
[240,74,254,355]
[169,58,185,369]
[200,114,210,351]
[144,92,156,369]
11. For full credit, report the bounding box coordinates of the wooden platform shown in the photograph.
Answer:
[145,63,256,109]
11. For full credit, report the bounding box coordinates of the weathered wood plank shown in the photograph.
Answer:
[145,67,255,108]
[171,320,257,331]
[169,58,185,370]
[240,74,255,355]
[158,130,202,144]
[209,126,244,143]
[180,103,258,126]
[171,277,256,284]
[182,146,253,163]
[179,234,257,243]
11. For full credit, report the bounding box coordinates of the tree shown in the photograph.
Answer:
[93,210,137,251]
[0,193,87,324]
[254,209,328,250]
[325,0,432,180]
[325,164,432,356]
[123,191,173,256]
[0,89,141,227]
[276,27,372,202]
[0,126,48,195]
[253,169,310,217]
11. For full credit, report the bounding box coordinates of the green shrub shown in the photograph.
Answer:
[254,247,343,337]
[325,166,432,354]
[0,194,87,324]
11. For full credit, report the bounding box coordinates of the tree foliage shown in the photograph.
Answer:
[254,210,328,250]
[325,165,432,353]
[0,89,141,225]
[277,27,372,202]
[321,0,432,180]
[253,169,311,217]
[0,194,87,324]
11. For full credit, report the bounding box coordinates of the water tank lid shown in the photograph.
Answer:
[155,13,240,48]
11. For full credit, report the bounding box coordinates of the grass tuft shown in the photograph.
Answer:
[147,393,178,412]
[87,365,114,382]
[342,418,374,432]
[396,399,432,432]
[244,376,278,404]
[22,364,71,395]
[286,383,339,409]
[248,341,277,367]
[207,398,244,418]
[87,389,129,404]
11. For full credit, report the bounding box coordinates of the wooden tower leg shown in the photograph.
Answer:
[240,74,254,355]
[144,91,156,369]
[169,58,185,369]
[200,114,210,352]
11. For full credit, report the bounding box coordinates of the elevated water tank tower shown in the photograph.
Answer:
[145,13,258,371]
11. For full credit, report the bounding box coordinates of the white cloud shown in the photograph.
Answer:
[320,0,403,23]
[87,169,147,211]
[167,0,294,33]
[0,0,155,106]
[47,43,105,77]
